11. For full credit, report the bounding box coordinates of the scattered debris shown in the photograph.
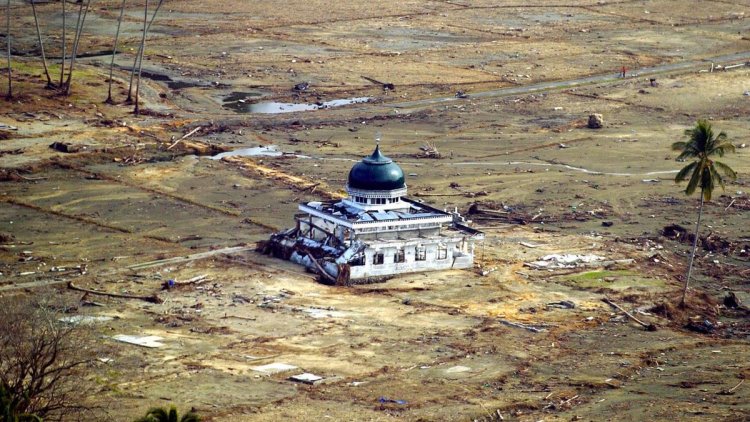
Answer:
[293,82,310,92]
[587,114,603,129]
[525,254,605,269]
[251,362,298,375]
[298,307,348,319]
[547,300,576,309]
[162,274,208,290]
[498,318,547,333]
[378,397,408,405]
[112,334,165,348]
[723,292,744,309]
[719,379,744,395]
[603,297,657,331]
[49,141,85,153]
[68,281,163,304]
[685,319,715,334]
[59,315,114,325]
[289,373,324,385]
[166,126,202,150]
[418,142,442,159]
[361,76,395,91]
[662,224,733,253]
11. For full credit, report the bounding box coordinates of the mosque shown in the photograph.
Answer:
[261,145,484,284]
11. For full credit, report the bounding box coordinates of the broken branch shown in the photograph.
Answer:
[167,126,202,150]
[68,281,163,304]
[603,297,657,331]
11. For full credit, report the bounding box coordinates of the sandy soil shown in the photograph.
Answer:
[1,1,749,420]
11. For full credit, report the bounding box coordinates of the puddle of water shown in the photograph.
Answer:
[224,91,263,103]
[224,97,371,114]
[210,145,310,160]
[135,69,203,90]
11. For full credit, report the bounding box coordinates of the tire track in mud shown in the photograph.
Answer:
[1,196,133,234]
[55,162,280,232]
[0,196,184,245]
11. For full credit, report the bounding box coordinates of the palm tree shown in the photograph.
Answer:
[105,0,126,103]
[134,406,200,422]
[5,0,11,99]
[59,0,66,87]
[133,0,149,114]
[126,0,163,104]
[63,0,91,95]
[31,0,53,87]
[672,120,737,307]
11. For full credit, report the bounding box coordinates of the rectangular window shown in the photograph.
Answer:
[415,245,426,261]
[373,252,384,265]
[437,245,447,260]
[394,248,405,263]
[351,254,365,266]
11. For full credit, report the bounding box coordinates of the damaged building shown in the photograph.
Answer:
[260,145,484,284]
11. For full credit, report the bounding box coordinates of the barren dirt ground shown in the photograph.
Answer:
[2,1,750,420]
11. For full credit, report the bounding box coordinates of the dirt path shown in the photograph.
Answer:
[389,51,750,109]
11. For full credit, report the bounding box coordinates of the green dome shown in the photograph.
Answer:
[348,146,405,191]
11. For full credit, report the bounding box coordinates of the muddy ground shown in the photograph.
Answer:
[1,0,750,420]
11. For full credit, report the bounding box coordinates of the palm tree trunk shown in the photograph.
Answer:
[126,0,162,103]
[59,0,66,87]
[5,0,11,99]
[64,0,91,96]
[681,190,705,307]
[31,0,53,87]
[105,0,126,103]
[133,0,148,115]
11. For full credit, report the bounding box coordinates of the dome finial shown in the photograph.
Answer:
[374,131,381,150]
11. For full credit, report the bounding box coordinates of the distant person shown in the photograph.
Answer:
[621,66,627,78]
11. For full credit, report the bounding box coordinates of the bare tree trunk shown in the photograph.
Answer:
[5,0,11,99]
[64,0,91,96]
[59,0,65,87]
[133,0,148,115]
[31,0,53,87]
[105,0,126,103]
[126,0,162,103]
[680,191,705,307]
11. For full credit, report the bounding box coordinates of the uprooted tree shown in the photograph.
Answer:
[0,293,98,421]
[672,119,737,307]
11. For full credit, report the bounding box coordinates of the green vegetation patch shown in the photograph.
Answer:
[559,269,668,292]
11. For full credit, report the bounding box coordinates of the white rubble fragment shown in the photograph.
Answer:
[59,315,113,325]
[525,254,606,269]
[289,373,324,384]
[251,362,298,375]
[112,335,165,348]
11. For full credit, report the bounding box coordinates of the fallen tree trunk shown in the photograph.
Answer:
[68,281,163,304]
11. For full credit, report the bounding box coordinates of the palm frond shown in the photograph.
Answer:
[710,139,735,157]
[180,413,201,422]
[144,408,169,422]
[701,168,715,200]
[685,163,702,196]
[713,160,737,180]
[708,164,725,191]
[674,161,697,182]
[671,141,688,151]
